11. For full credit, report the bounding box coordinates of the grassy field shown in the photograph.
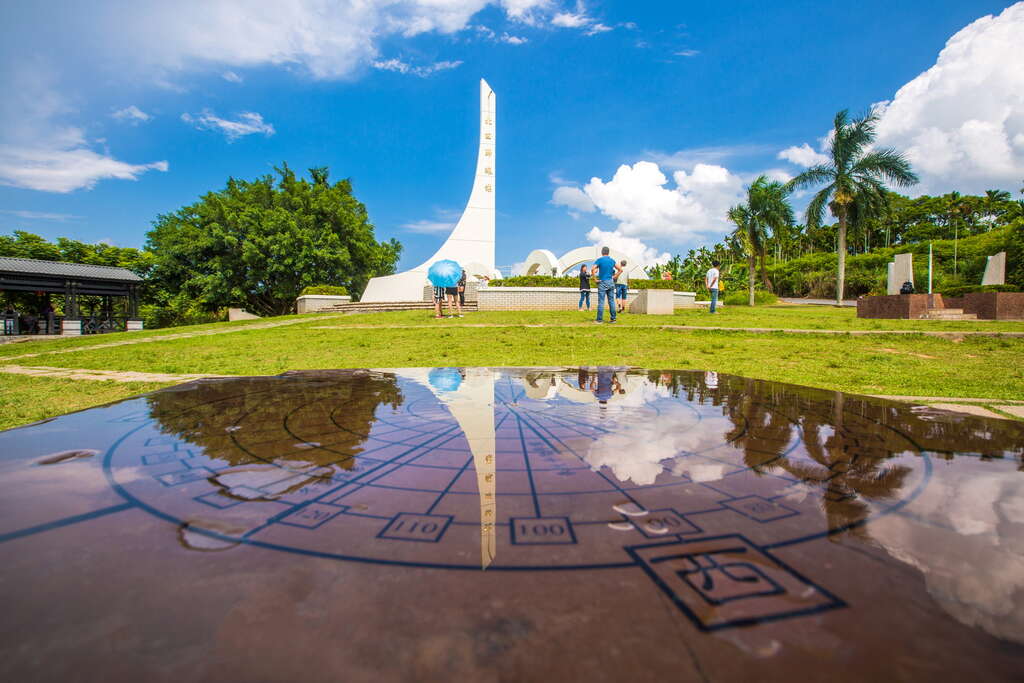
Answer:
[0,375,169,431]
[2,304,1022,431]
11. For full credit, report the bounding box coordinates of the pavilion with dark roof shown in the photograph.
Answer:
[0,256,143,336]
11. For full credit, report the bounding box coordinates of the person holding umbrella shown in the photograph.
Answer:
[428,259,463,319]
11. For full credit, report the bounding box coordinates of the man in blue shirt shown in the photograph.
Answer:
[591,247,622,323]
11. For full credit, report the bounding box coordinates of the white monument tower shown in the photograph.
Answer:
[361,79,498,302]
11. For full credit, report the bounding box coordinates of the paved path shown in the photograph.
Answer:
[1,364,229,383]
[309,324,1024,338]
[780,298,857,307]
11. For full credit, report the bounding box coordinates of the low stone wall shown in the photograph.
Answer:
[421,282,480,302]
[857,294,943,319]
[476,286,696,311]
[296,295,351,313]
[945,292,1024,320]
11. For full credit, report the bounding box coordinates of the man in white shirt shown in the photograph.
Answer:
[705,260,720,314]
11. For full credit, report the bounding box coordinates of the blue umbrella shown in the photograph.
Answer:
[427,259,462,288]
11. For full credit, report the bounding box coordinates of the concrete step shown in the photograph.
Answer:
[327,301,479,314]
[922,309,977,320]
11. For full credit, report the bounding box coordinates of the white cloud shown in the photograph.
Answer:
[222,70,243,83]
[551,185,596,212]
[551,12,589,28]
[181,110,275,141]
[500,33,528,44]
[0,67,167,193]
[111,105,152,124]
[777,142,829,167]
[556,160,745,244]
[647,144,774,170]
[549,1,612,35]
[0,127,168,193]
[400,219,455,234]
[585,227,670,270]
[781,3,1024,195]
[0,209,79,221]
[371,58,463,77]
[674,49,699,57]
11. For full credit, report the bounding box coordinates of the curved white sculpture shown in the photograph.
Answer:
[557,246,647,281]
[362,80,496,302]
[522,249,559,276]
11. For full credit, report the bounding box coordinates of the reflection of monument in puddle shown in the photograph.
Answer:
[394,368,497,570]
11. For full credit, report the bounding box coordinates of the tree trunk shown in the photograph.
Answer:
[747,254,756,306]
[836,212,847,305]
[757,247,773,292]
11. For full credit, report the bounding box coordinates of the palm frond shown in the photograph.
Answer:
[852,148,919,188]
[805,187,831,228]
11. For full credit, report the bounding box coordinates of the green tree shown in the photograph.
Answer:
[746,175,794,291]
[727,204,758,306]
[145,165,401,316]
[786,109,918,303]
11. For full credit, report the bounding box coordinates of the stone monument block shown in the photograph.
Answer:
[981,251,1006,286]
[893,253,913,291]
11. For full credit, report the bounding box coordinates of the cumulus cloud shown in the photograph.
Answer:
[371,58,463,77]
[551,185,596,212]
[181,110,275,141]
[777,142,828,167]
[111,105,152,124]
[552,160,745,244]
[779,3,1024,195]
[585,227,670,271]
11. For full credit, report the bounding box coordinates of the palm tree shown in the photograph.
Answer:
[727,203,757,306]
[747,176,794,291]
[786,109,918,304]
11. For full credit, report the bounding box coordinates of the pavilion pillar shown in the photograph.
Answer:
[62,279,82,335]
[126,284,143,331]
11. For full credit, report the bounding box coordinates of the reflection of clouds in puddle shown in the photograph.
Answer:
[872,469,1024,644]
[582,405,727,486]
[211,461,333,501]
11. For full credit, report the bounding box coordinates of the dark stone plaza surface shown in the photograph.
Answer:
[1,368,1022,682]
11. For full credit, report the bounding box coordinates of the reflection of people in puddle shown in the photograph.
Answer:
[591,368,622,405]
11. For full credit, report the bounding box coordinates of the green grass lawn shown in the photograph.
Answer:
[0,375,171,431]
[2,305,1022,431]
[312,305,1024,331]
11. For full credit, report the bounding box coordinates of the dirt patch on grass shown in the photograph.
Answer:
[876,347,938,360]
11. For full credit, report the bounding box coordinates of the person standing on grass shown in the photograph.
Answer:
[615,260,628,313]
[706,260,721,314]
[432,285,446,319]
[445,283,463,318]
[458,269,467,308]
[591,247,622,324]
[578,265,591,311]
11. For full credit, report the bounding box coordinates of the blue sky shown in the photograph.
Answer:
[1,1,1022,273]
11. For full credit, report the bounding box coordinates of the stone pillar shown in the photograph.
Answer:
[61,319,82,336]
[981,252,1006,286]
[886,262,898,295]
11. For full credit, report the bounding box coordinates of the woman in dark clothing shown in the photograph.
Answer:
[458,269,467,307]
[578,265,591,311]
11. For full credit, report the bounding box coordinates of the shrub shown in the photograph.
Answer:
[488,276,579,288]
[723,291,779,306]
[301,285,348,296]
[940,284,1020,298]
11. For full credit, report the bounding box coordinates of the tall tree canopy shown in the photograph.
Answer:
[786,109,918,303]
[146,165,401,316]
